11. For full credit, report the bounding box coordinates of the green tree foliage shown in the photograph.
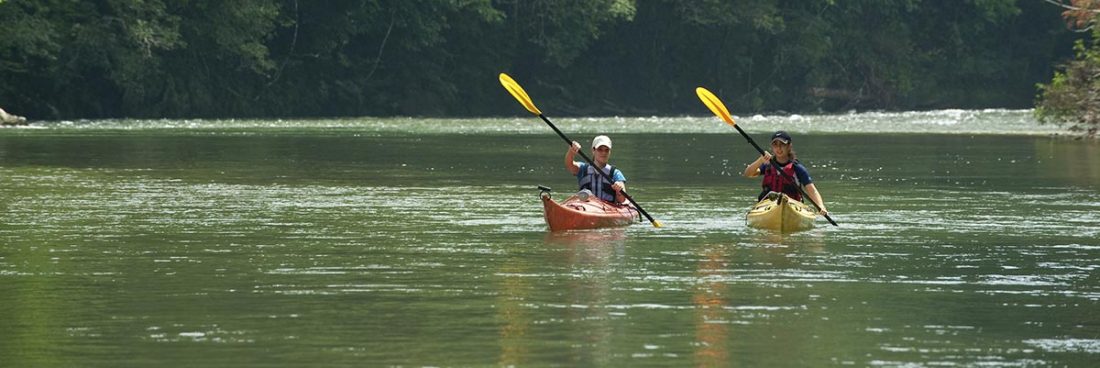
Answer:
[0,0,1081,119]
[1035,1,1100,138]
[553,0,1072,114]
[0,0,181,117]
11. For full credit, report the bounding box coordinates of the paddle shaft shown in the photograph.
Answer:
[730,124,838,226]
[537,114,659,226]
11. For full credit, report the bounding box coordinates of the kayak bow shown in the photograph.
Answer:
[745,192,817,233]
[540,188,640,231]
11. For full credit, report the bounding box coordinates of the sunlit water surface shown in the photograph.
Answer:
[1,111,1097,366]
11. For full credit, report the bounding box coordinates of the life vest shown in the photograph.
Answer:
[579,164,620,202]
[760,161,803,201]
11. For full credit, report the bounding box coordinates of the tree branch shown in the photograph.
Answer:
[365,9,397,83]
[265,0,299,88]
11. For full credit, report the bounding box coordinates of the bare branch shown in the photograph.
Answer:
[365,9,397,83]
[1042,0,1100,13]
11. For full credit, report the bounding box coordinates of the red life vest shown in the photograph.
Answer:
[761,161,803,201]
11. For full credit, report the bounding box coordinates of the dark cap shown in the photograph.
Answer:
[771,130,792,144]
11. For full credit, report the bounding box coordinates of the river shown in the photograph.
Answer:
[1,110,1097,366]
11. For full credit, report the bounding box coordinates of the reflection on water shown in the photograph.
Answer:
[693,244,729,368]
[543,229,628,254]
[498,261,529,367]
[497,229,629,366]
[1034,138,1100,187]
[543,229,624,366]
[747,230,828,250]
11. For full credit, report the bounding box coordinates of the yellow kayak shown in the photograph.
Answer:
[745,192,817,232]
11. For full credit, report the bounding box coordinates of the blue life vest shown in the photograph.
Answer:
[761,161,803,201]
[579,164,620,202]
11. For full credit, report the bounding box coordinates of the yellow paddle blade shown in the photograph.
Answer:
[499,73,542,115]
[695,87,736,127]
[652,220,663,228]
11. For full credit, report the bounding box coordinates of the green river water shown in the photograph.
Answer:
[1,110,1098,367]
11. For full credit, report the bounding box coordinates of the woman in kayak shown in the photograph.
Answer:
[743,131,829,215]
[566,135,626,203]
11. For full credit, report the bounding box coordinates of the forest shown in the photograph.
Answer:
[0,0,1089,120]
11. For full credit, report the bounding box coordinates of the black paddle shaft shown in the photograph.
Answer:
[731,124,838,226]
[537,114,659,225]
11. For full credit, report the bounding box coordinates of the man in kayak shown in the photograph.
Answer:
[743,131,829,215]
[566,135,626,203]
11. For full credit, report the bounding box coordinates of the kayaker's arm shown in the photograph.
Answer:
[612,181,626,203]
[743,151,773,177]
[565,141,581,175]
[804,183,828,215]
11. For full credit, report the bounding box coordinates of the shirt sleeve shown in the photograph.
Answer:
[576,162,588,179]
[613,169,626,183]
[758,163,770,175]
[794,163,813,185]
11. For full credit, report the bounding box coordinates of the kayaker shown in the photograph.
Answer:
[743,131,829,215]
[566,135,626,203]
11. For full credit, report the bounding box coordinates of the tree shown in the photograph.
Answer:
[1036,0,1100,138]
[0,0,1083,119]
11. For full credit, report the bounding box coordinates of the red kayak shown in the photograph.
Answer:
[540,187,640,231]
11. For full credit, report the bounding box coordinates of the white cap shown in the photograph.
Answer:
[592,135,612,149]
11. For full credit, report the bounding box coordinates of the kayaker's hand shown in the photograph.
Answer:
[570,141,581,154]
[819,208,829,216]
[761,151,773,163]
[611,181,624,193]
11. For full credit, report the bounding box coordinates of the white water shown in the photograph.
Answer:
[17,109,1071,136]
